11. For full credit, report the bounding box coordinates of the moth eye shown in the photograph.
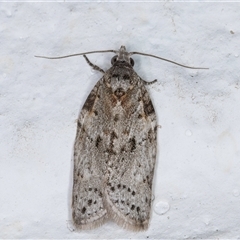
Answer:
[111,55,118,65]
[130,58,134,66]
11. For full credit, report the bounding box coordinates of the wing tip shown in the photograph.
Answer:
[72,212,109,231]
[113,215,149,232]
[105,195,150,232]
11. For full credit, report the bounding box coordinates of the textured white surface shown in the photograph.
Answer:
[1,2,240,239]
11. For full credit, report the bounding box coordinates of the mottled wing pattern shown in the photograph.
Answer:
[72,79,109,229]
[72,61,157,231]
[104,79,157,231]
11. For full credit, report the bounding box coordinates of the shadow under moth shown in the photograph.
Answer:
[36,46,207,231]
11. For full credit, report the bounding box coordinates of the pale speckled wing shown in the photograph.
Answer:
[103,79,157,231]
[72,79,109,229]
[72,61,157,231]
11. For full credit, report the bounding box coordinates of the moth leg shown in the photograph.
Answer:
[83,55,105,74]
[141,78,158,85]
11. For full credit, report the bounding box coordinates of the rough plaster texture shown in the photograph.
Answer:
[1,2,240,239]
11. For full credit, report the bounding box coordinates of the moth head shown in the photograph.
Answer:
[111,46,134,67]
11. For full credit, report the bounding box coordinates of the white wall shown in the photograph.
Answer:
[1,2,240,238]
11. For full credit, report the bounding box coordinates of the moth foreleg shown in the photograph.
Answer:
[83,55,105,74]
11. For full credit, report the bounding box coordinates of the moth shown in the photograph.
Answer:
[36,46,207,231]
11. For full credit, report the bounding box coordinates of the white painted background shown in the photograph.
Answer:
[1,2,240,239]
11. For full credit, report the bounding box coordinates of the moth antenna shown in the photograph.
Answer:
[35,49,117,59]
[129,51,209,70]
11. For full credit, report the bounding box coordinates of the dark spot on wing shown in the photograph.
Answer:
[144,101,155,116]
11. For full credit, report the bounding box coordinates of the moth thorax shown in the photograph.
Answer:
[110,74,133,98]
